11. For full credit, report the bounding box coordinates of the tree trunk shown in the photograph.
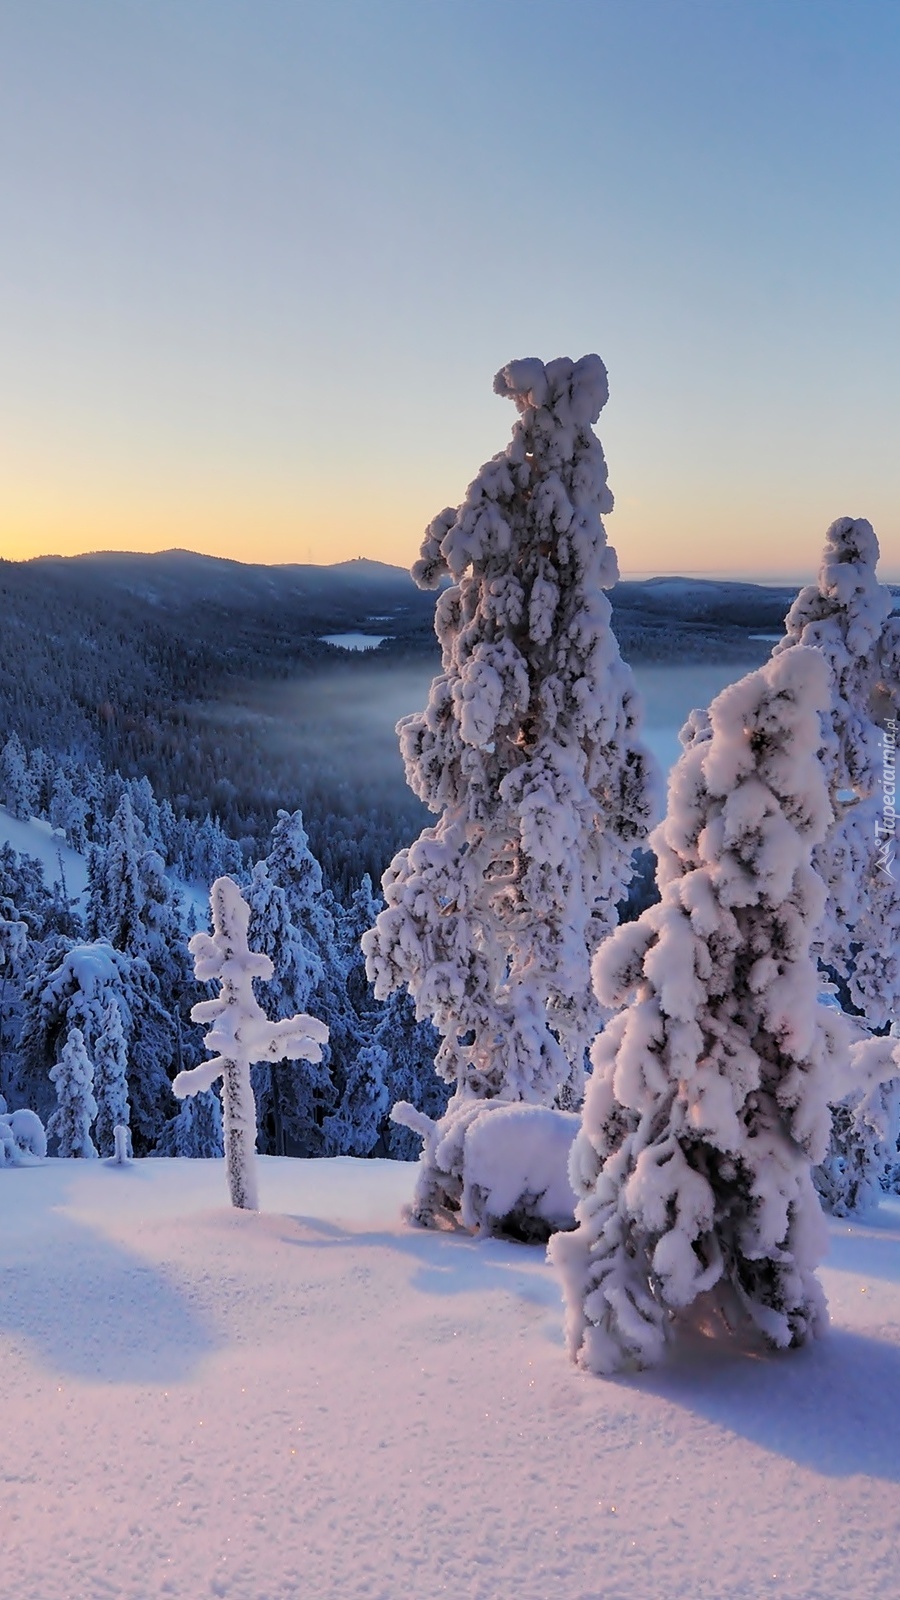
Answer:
[222,1056,259,1210]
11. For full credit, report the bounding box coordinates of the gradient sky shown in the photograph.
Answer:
[1,0,898,578]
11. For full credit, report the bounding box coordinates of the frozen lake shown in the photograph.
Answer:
[319,632,391,651]
[631,660,764,775]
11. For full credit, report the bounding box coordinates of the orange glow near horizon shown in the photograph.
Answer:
[2,423,897,580]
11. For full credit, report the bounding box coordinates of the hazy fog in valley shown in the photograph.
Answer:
[218,654,771,832]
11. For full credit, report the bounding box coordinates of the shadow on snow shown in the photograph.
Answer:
[637,1324,900,1483]
[1,1208,219,1385]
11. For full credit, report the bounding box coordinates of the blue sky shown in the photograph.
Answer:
[1,0,898,577]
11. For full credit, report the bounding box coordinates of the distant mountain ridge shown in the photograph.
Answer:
[11,548,421,615]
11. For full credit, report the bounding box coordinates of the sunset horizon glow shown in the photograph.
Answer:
[2,1,898,582]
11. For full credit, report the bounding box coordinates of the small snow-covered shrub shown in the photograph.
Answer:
[0,1096,47,1165]
[393,1098,578,1242]
[109,1124,133,1165]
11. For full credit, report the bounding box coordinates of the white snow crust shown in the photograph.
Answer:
[2,1157,900,1600]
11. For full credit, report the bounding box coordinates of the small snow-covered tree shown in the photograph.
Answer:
[323,1038,389,1157]
[377,987,449,1160]
[0,897,27,1093]
[816,1031,900,1216]
[364,355,657,1219]
[551,647,846,1374]
[93,999,130,1157]
[175,877,329,1210]
[154,1087,224,1159]
[17,940,176,1148]
[88,793,181,975]
[48,1027,98,1159]
[1,733,36,820]
[49,768,89,852]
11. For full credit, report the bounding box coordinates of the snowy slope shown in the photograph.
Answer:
[0,804,209,924]
[3,1157,899,1600]
[0,805,89,901]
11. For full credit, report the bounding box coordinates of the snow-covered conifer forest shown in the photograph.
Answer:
[3,363,900,1600]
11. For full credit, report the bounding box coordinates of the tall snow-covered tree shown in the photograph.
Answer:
[773,517,900,1213]
[365,355,657,1139]
[48,1027,98,1159]
[322,1037,389,1158]
[336,874,381,1017]
[551,647,846,1374]
[323,873,402,1158]
[93,998,130,1157]
[175,877,329,1210]
[774,516,899,1028]
[264,809,335,951]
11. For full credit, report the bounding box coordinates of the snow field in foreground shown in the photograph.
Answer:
[3,1157,900,1600]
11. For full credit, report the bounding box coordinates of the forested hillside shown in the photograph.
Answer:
[0,551,438,888]
[0,548,813,890]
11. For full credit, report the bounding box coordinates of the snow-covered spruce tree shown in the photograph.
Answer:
[88,792,187,989]
[337,874,382,1019]
[16,940,175,1147]
[0,896,27,1089]
[154,1087,224,1159]
[93,998,130,1157]
[0,733,36,820]
[774,516,898,1029]
[815,1031,900,1216]
[550,647,847,1374]
[48,1027,98,1159]
[374,987,449,1160]
[175,877,329,1210]
[363,355,657,1219]
[263,809,361,1134]
[244,859,328,1156]
[773,519,900,1210]
[49,768,89,853]
[323,873,400,1158]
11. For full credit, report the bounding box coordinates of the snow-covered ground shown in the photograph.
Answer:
[4,1156,900,1600]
